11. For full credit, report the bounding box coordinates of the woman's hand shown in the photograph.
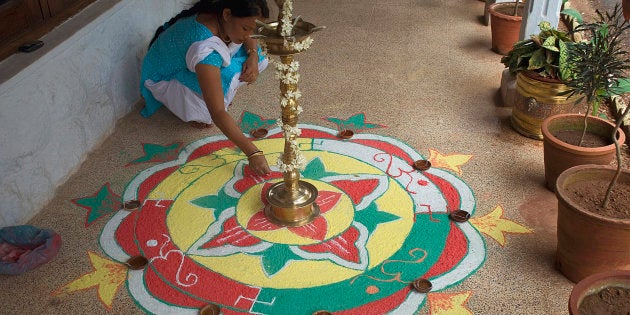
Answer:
[248,154,271,176]
[196,63,268,176]
[240,54,259,84]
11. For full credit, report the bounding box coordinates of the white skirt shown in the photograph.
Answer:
[144,58,268,124]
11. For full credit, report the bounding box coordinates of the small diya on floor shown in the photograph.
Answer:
[412,160,431,171]
[411,278,433,293]
[449,209,471,222]
[250,128,269,139]
[199,303,221,315]
[122,200,141,211]
[125,255,149,270]
[338,129,354,139]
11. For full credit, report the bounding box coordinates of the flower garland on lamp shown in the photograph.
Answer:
[259,2,312,173]
[274,58,306,172]
[257,0,323,227]
[278,0,314,52]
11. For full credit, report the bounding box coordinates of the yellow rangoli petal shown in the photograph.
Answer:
[52,251,127,309]
[427,149,473,176]
[428,291,474,315]
[470,205,533,246]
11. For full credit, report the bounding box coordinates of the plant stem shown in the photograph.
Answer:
[513,0,520,16]
[602,104,630,208]
[579,102,593,147]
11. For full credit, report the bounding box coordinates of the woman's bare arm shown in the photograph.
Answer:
[196,63,270,175]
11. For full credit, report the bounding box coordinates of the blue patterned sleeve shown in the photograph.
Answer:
[199,51,223,68]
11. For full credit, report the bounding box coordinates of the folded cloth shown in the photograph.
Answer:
[0,225,61,275]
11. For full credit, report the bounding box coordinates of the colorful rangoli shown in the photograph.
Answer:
[59,112,533,314]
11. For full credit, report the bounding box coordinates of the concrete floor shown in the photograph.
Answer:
[0,0,614,314]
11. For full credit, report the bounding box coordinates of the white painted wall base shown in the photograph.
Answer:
[520,0,563,40]
[0,0,191,227]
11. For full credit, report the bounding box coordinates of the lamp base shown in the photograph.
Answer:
[264,180,319,227]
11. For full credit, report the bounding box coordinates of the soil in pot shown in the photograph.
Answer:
[579,286,630,314]
[542,114,625,192]
[553,130,613,147]
[568,178,630,220]
[492,3,524,16]
[556,166,630,283]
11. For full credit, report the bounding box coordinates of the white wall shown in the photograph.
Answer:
[0,0,191,227]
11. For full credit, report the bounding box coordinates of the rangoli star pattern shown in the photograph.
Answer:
[53,251,127,310]
[323,113,386,133]
[239,111,277,134]
[126,142,184,167]
[71,183,121,227]
[469,205,533,247]
[97,124,485,314]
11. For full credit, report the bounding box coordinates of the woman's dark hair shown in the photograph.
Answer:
[149,0,269,47]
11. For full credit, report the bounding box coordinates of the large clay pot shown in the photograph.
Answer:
[541,114,625,191]
[568,270,630,314]
[512,71,582,140]
[555,165,630,283]
[488,2,524,55]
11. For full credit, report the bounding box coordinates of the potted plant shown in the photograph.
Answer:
[549,4,630,283]
[542,5,630,191]
[501,21,583,139]
[488,0,525,55]
[568,270,630,314]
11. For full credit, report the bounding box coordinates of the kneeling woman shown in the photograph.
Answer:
[140,0,271,175]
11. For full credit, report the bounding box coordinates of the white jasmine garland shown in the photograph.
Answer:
[290,37,313,52]
[281,20,293,36]
[275,119,305,171]
[282,124,301,137]
[276,152,306,171]
[277,157,291,172]
[268,2,310,173]
[280,97,289,107]
[282,72,300,84]
[275,61,300,85]
[288,139,299,150]
[283,37,313,52]
[286,90,301,100]
[275,61,299,72]
[289,61,299,72]
[280,0,294,36]
[293,152,307,170]
[276,120,302,139]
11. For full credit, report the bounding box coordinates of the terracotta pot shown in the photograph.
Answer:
[541,114,625,191]
[568,270,630,314]
[511,71,582,140]
[555,165,630,283]
[488,2,524,55]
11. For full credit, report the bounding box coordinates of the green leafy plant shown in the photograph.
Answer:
[501,21,576,80]
[563,4,630,208]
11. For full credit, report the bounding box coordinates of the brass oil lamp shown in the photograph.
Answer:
[254,0,324,226]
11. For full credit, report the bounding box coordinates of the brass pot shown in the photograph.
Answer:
[511,71,582,140]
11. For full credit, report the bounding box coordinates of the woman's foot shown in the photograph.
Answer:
[190,121,213,129]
